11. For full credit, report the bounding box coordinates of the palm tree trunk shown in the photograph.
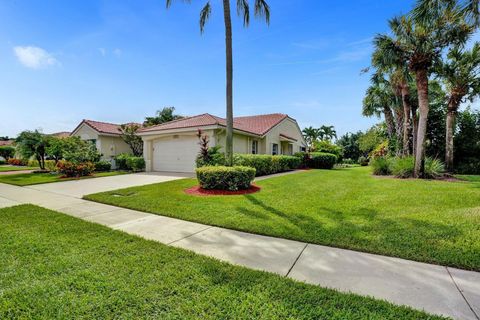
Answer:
[222,0,234,166]
[383,106,396,140]
[414,69,429,178]
[401,84,412,156]
[445,99,458,172]
[412,104,418,156]
[394,106,404,155]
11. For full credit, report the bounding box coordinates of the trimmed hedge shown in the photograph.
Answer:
[94,160,112,172]
[57,160,95,177]
[7,158,27,166]
[27,159,57,171]
[233,154,301,176]
[308,152,337,169]
[126,157,145,172]
[196,166,256,191]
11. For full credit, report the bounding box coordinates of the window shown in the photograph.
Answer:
[252,140,258,154]
[272,143,278,155]
[300,146,306,152]
[288,144,293,155]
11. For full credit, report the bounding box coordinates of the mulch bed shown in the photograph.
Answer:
[185,184,261,196]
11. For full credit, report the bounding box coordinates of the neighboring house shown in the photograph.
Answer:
[49,131,71,138]
[70,120,133,160]
[0,140,14,146]
[138,113,306,173]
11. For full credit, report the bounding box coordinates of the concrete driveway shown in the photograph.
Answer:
[26,172,192,198]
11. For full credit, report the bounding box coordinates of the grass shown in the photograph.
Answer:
[456,174,480,183]
[0,165,38,172]
[85,166,480,271]
[0,204,441,319]
[0,171,128,186]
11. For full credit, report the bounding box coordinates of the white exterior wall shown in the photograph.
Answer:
[264,118,306,155]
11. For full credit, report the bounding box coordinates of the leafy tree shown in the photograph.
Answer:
[15,130,49,170]
[120,123,143,156]
[0,146,15,160]
[45,136,87,164]
[318,125,337,141]
[143,107,183,127]
[358,124,388,156]
[63,140,101,164]
[312,140,343,162]
[337,132,363,161]
[302,126,321,151]
[436,43,480,170]
[166,0,270,166]
[374,2,473,177]
[454,108,480,172]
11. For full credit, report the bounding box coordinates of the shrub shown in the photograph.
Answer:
[95,160,112,172]
[57,160,95,177]
[294,152,309,169]
[7,158,27,166]
[313,140,343,162]
[370,141,389,158]
[358,156,369,166]
[126,156,145,172]
[63,141,101,164]
[196,166,256,191]
[233,154,301,176]
[424,158,445,179]
[115,153,131,170]
[28,159,56,171]
[308,152,337,169]
[455,158,480,174]
[342,158,355,165]
[0,146,15,160]
[0,159,5,165]
[196,146,226,167]
[391,156,414,178]
[370,156,392,176]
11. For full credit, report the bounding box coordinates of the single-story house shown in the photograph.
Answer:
[138,113,306,173]
[70,119,133,160]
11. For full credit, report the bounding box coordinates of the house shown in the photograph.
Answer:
[138,113,306,173]
[70,120,133,160]
[49,131,71,138]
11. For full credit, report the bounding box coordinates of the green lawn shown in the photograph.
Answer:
[0,171,128,186]
[456,174,480,183]
[0,205,440,319]
[0,165,38,172]
[85,166,480,271]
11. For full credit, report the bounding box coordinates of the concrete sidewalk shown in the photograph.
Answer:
[0,182,478,320]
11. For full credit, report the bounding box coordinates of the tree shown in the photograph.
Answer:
[358,124,388,156]
[374,5,473,177]
[318,125,337,141]
[0,146,15,160]
[337,132,363,161]
[143,107,183,127]
[437,43,480,171]
[454,108,480,173]
[302,126,321,151]
[15,130,49,170]
[120,123,144,156]
[166,0,270,166]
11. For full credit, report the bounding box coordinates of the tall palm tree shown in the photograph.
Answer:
[302,126,320,151]
[437,43,480,171]
[166,0,270,166]
[319,125,337,141]
[363,72,399,141]
[375,5,472,177]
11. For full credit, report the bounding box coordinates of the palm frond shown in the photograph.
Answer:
[166,0,191,9]
[237,0,250,27]
[254,0,270,25]
[199,2,212,34]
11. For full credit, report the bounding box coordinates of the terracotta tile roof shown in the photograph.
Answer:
[0,140,14,146]
[139,113,288,136]
[49,131,71,138]
[73,120,142,136]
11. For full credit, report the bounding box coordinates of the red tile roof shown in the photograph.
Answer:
[49,131,71,138]
[139,113,288,136]
[73,120,141,136]
[0,140,14,146]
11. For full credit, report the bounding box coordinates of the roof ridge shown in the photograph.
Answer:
[84,119,121,126]
[139,113,213,131]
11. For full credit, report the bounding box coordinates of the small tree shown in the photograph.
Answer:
[143,107,183,127]
[0,146,15,160]
[16,130,49,170]
[120,123,143,156]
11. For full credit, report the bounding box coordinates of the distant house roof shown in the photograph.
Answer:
[139,113,289,136]
[49,131,71,138]
[72,120,141,136]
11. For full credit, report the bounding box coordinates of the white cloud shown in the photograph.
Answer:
[13,46,59,69]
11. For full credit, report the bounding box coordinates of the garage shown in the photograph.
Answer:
[152,135,199,173]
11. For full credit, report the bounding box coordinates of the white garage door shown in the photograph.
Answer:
[153,135,199,173]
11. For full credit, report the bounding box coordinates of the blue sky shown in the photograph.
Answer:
[0,0,416,137]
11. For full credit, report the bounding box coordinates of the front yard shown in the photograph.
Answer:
[0,165,38,172]
[0,171,128,186]
[85,166,480,271]
[0,204,440,319]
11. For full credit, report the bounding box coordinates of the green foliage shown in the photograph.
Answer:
[57,160,95,177]
[454,108,480,173]
[337,132,363,161]
[293,152,309,168]
[15,130,49,170]
[63,141,101,164]
[0,146,15,160]
[358,124,387,155]
[7,158,27,166]
[126,157,145,172]
[370,157,392,176]
[196,130,226,168]
[143,107,183,127]
[196,166,256,191]
[115,153,131,170]
[0,159,5,165]
[27,159,56,171]
[391,156,415,178]
[94,161,112,172]
[308,152,337,169]
[424,158,445,179]
[233,154,301,176]
[358,156,369,166]
[120,123,143,156]
[312,140,343,162]
[370,141,390,158]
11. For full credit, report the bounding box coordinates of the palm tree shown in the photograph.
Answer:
[437,43,480,171]
[363,72,399,141]
[166,0,270,166]
[302,126,320,151]
[319,125,337,141]
[375,6,473,177]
